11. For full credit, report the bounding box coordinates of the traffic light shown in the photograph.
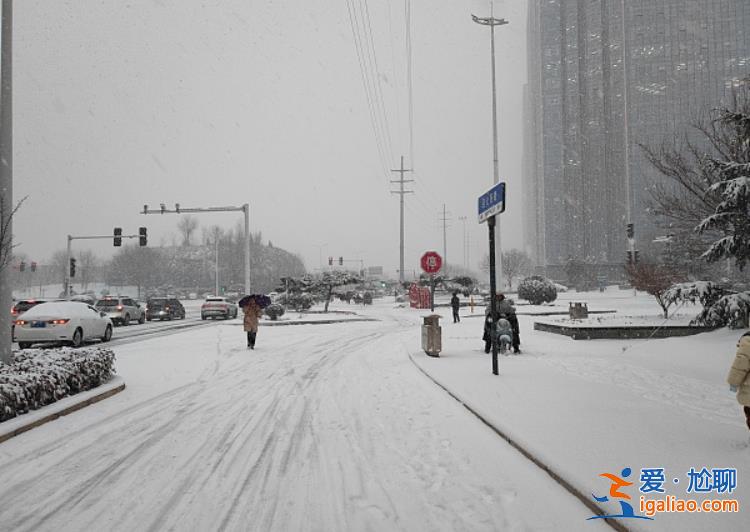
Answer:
[69,258,77,278]
[114,227,122,247]
[626,223,634,239]
[139,227,147,246]
[328,256,333,266]
[30,261,37,273]
[175,203,180,214]
[19,261,25,272]
[339,257,344,266]
[626,251,633,264]
[634,250,640,264]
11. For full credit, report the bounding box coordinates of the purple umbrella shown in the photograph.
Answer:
[238,294,272,309]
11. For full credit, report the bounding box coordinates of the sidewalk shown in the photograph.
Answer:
[0,376,126,444]
[410,312,748,532]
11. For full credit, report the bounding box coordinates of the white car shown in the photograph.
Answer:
[201,296,239,320]
[13,301,113,349]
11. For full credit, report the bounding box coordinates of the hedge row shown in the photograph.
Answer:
[0,348,116,422]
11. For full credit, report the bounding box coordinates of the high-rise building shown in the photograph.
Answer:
[523,0,750,278]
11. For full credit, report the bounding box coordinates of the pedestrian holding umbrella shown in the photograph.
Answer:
[239,294,269,349]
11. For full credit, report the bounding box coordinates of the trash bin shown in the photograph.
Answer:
[421,314,442,357]
[569,302,588,319]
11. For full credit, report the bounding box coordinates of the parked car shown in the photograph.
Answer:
[11,299,47,319]
[201,296,239,320]
[14,301,113,349]
[94,296,145,325]
[145,298,185,321]
[70,294,96,306]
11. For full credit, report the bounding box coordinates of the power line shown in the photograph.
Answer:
[345,0,391,179]
[360,0,395,160]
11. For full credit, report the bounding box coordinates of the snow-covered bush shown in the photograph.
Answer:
[0,347,116,422]
[517,276,558,305]
[277,293,314,312]
[264,303,285,321]
[665,281,749,328]
[694,292,750,329]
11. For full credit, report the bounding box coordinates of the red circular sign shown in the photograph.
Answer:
[420,251,443,274]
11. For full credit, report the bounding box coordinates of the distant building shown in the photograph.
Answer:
[523,0,750,279]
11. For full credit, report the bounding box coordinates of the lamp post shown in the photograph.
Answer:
[312,243,328,270]
[472,8,508,288]
[458,216,468,270]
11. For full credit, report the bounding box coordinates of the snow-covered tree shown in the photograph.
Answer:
[624,260,684,318]
[643,79,750,270]
[280,271,362,312]
[665,281,750,328]
[501,249,533,290]
[696,97,750,267]
[177,216,199,247]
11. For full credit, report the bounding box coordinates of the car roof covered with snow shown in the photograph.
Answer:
[20,301,97,318]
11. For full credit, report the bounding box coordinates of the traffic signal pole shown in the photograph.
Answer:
[64,232,144,297]
[141,204,251,296]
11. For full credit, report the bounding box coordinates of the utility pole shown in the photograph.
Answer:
[391,156,413,284]
[0,1,13,364]
[472,8,508,289]
[439,204,451,274]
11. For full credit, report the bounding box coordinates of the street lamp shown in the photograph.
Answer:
[472,8,508,287]
[458,216,468,270]
[312,243,328,270]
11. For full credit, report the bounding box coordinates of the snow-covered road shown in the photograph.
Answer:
[0,307,601,531]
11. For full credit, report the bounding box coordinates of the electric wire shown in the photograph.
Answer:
[345,0,392,180]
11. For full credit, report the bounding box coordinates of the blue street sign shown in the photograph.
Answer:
[477,182,506,223]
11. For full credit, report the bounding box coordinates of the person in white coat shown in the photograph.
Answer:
[727,331,750,430]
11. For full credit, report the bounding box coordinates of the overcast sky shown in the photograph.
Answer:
[13,0,527,277]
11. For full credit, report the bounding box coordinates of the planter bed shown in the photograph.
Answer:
[533,321,715,340]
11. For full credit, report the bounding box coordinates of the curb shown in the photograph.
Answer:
[0,376,126,444]
[407,353,630,532]
[261,318,378,326]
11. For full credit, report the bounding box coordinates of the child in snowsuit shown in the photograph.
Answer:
[483,294,521,354]
[242,300,263,349]
[727,331,750,430]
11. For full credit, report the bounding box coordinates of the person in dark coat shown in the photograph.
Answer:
[484,293,521,354]
[450,292,461,323]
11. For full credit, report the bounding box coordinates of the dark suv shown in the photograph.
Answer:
[145,298,185,321]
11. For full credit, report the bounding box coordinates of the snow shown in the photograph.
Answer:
[0,290,746,531]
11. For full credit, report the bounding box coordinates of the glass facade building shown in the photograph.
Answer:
[523,0,750,276]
